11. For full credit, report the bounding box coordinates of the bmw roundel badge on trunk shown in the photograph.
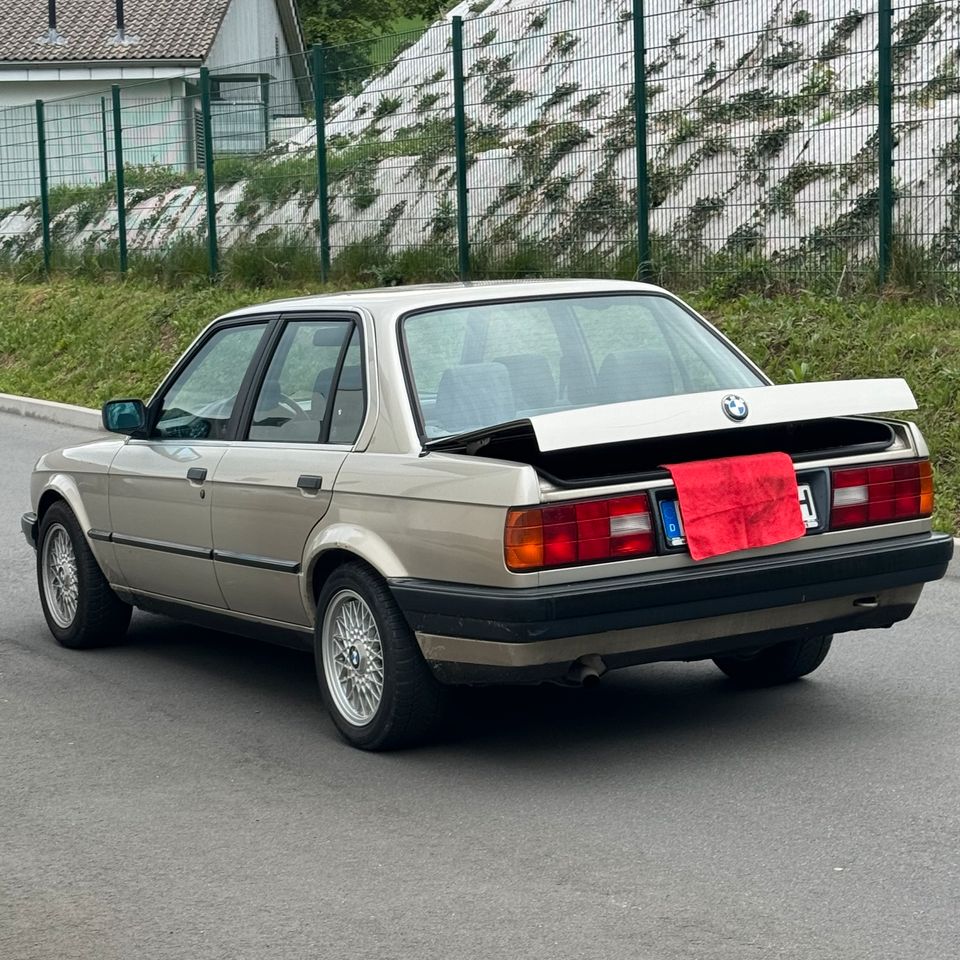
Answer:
[722,394,749,421]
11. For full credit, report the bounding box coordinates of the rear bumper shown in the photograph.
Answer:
[21,512,38,550]
[389,533,953,681]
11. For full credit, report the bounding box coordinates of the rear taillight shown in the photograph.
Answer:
[505,494,655,571]
[830,459,933,529]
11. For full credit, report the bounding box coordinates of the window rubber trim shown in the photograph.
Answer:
[395,291,770,450]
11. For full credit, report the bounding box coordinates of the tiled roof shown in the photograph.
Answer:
[0,0,233,62]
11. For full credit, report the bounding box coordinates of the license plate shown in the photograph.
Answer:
[659,484,818,548]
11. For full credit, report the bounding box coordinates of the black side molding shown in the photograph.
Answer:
[88,528,299,574]
[213,550,300,574]
[111,533,212,560]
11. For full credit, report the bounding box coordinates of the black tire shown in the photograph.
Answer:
[713,635,833,687]
[37,501,132,649]
[314,561,446,750]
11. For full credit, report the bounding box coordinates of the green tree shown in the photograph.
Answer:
[301,1,447,95]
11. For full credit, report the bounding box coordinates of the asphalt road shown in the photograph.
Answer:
[1,411,958,960]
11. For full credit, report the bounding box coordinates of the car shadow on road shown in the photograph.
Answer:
[119,610,873,766]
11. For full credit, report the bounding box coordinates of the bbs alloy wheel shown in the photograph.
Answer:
[314,562,446,750]
[36,502,131,649]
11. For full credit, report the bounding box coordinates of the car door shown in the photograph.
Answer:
[210,314,367,625]
[108,317,272,607]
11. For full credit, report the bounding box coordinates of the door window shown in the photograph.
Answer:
[153,322,268,440]
[247,319,363,444]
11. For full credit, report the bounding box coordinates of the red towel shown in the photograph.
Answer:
[664,452,806,561]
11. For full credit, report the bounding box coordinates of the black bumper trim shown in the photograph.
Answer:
[21,512,38,550]
[390,533,953,644]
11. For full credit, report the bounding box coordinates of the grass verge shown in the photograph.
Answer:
[0,277,956,534]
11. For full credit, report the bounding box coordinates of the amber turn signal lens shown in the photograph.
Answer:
[504,508,544,571]
[919,459,934,517]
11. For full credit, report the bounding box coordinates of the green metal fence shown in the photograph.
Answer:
[1,0,959,293]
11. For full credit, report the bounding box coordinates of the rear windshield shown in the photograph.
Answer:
[401,294,765,439]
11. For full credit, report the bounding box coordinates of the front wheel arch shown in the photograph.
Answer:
[37,489,67,525]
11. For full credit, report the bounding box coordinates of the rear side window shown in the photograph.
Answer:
[402,294,763,439]
[247,318,365,444]
[328,327,365,444]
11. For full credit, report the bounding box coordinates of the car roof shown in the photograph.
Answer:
[216,278,668,321]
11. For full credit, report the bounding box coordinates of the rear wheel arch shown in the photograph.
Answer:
[310,549,383,608]
[302,524,408,613]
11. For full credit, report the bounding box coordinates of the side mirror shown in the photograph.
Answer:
[102,399,147,437]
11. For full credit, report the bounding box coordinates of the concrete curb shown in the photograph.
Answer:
[0,393,101,431]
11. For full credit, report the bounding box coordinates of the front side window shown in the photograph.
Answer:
[153,322,268,440]
[247,319,364,444]
[402,295,764,439]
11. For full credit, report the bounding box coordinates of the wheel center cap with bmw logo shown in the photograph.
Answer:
[722,394,749,422]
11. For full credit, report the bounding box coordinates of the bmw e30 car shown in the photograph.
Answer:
[22,280,953,749]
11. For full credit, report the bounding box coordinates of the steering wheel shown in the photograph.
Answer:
[276,393,308,420]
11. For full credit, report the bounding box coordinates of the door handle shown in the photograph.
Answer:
[297,474,323,492]
[187,467,207,483]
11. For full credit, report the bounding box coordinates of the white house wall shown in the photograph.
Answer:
[0,81,190,208]
[206,0,300,117]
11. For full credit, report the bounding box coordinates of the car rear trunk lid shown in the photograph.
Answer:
[526,378,915,452]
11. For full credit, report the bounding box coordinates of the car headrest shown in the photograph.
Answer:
[313,324,351,348]
[597,348,678,404]
[434,362,515,434]
[314,365,362,398]
[493,353,556,411]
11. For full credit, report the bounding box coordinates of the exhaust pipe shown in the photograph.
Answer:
[565,654,607,686]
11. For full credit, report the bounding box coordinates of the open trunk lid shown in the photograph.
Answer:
[525,379,916,453]
[427,379,917,489]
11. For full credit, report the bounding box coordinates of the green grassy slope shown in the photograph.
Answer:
[1,279,955,532]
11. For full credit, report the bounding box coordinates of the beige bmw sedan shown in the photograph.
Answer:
[22,281,953,748]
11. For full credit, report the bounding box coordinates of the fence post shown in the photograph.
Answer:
[451,15,470,282]
[100,96,110,182]
[312,45,331,283]
[632,0,651,280]
[877,0,894,287]
[110,85,127,275]
[35,100,52,275]
[199,67,219,280]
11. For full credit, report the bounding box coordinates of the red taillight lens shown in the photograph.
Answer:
[505,493,655,571]
[830,460,933,530]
